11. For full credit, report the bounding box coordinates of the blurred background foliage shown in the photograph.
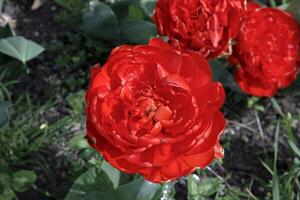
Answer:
[0,0,299,199]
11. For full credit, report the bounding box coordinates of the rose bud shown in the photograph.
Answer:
[153,0,246,59]
[85,38,226,183]
[230,2,300,97]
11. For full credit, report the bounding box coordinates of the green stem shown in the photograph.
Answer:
[160,181,174,200]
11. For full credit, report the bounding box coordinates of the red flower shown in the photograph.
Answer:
[153,0,246,59]
[230,2,300,97]
[85,39,226,183]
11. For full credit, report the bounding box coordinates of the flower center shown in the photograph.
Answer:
[154,106,172,122]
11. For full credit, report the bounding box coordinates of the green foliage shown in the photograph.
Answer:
[187,175,222,199]
[209,60,242,92]
[82,2,120,42]
[0,101,9,128]
[0,26,37,81]
[66,161,161,200]
[285,0,300,23]
[187,174,254,200]
[11,170,37,192]
[116,178,161,200]
[65,168,120,200]
[55,0,84,9]
[53,0,84,27]
[120,19,157,44]
[261,115,300,200]
[54,0,70,8]
[0,25,13,38]
[270,97,284,117]
[247,97,265,112]
[80,0,157,49]
[0,36,44,64]
[127,4,144,20]
[101,161,121,189]
[272,122,280,200]
[282,75,300,95]
[139,0,157,17]
[66,90,85,114]
[0,98,50,163]
[68,134,90,150]
[284,113,300,157]
[0,0,3,13]
[0,166,37,200]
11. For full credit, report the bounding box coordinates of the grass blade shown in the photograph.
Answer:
[259,159,273,175]
[272,121,281,200]
[284,113,300,157]
[270,98,284,118]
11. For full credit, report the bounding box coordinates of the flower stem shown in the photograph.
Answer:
[160,181,175,200]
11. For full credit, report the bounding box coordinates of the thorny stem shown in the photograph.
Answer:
[160,181,174,200]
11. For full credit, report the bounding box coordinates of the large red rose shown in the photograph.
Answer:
[230,2,300,97]
[153,0,246,59]
[85,38,226,183]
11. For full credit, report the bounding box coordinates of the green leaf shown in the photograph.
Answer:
[101,161,121,189]
[120,19,157,44]
[54,0,69,8]
[285,0,300,23]
[282,75,300,95]
[0,166,12,187]
[284,113,300,157]
[272,122,281,200]
[65,168,120,200]
[66,90,85,114]
[111,1,132,20]
[260,159,274,175]
[82,2,120,41]
[0,101,10,128]
[127,4,144,20]
[0,186,14,200]
[0,0,3,14]
[0,36,44,64]
[0,25,13,39]
[228,186,252,198]
[188,175,221,198]
[187,174,200,200]
[0,60,24,82]
[68,134,90,150]
[139,0,157,17]
[87,38,112,52]
[270,97,284,117]
[117,178,161,200]
[11,170,37,192]
[209,60,242,92]
[269,0,277,7]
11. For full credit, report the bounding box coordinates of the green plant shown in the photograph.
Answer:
[0,7,46,198]
[0,165,37,200]
[65,161,162,200]
[54,0,157,52]
[260,115,300,200]
[0,0,3,13]
[0,25,44,73]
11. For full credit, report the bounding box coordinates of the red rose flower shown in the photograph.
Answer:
[230,2,300,97]
[85,38,226,183]
[153,0,246,59]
